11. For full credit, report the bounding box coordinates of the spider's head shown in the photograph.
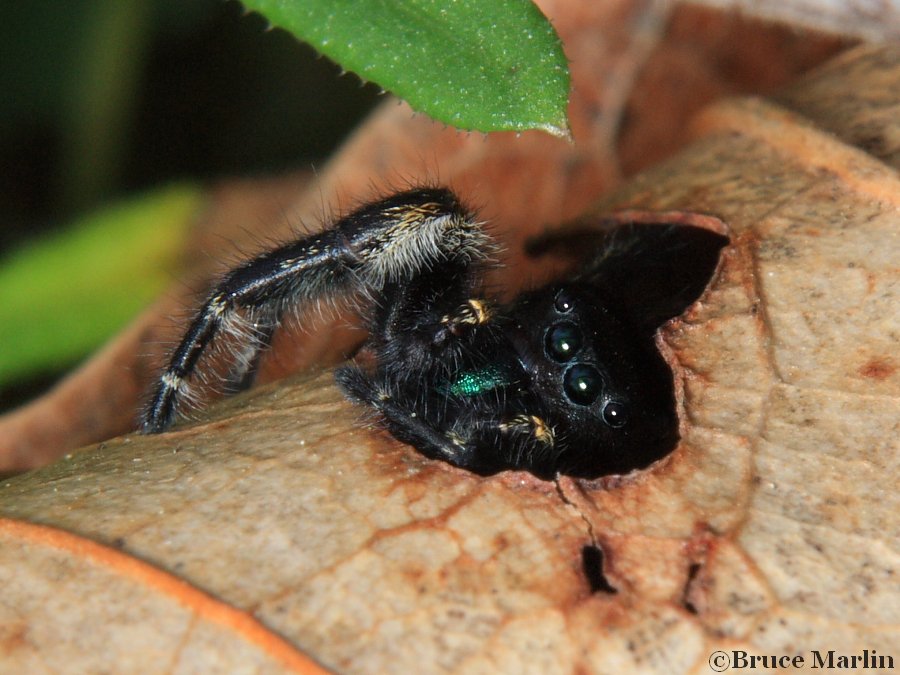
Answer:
[509,283,678,478]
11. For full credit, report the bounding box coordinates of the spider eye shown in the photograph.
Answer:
[602,400,628,428]
[546,322,582,362]
[554,289,575,313]
[563,364,602,405]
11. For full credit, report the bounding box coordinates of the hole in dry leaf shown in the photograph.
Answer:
[581,544,617,595]
[527,219,729,476]
[528,220,730,338]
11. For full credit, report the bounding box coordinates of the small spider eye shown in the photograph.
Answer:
[546,322,582,362]
[602,400,628,428]
[554,289,575,313]
[563,364,602,405]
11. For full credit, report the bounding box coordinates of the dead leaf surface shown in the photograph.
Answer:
[2,372,595,672]
[690,0,900,41]
[0,518,325,674]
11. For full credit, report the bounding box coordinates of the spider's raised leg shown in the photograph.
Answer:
[142,188,489,433]
[222,321,278,393]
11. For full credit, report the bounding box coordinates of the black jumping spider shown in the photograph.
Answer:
[143,188,726,479]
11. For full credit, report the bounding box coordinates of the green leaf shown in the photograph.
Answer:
[242,0,570,136]
[0,185,201,386]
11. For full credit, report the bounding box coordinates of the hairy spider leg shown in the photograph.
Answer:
[223,322,279,394]
[337,363,558,475]
[143,188,490,433]
[335,366,483,469]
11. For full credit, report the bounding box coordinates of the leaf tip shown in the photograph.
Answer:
[536,121,572,141]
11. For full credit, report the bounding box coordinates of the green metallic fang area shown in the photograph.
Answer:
[448,366,510,397]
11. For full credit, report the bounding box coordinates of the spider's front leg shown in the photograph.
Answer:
[142,187,489,433]
[337,363,558,475]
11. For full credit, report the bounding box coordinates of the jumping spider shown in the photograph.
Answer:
[143,187,726,479]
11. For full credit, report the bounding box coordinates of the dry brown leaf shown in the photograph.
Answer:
[0,0,846,471]
[0,519,326,674]
[1,43,897,673]
[689,0,900,41]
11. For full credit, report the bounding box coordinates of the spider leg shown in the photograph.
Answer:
[335,366,482,470]
[337,365,558,476]
[222,321,278,393]
[143,188,490,433]
[499,413,555,452]
[496,413,560,476]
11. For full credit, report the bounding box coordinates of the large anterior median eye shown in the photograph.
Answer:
[563,364,602,405]
[546,322,582,362]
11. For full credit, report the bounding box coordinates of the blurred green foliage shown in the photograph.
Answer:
[0,185,201,386]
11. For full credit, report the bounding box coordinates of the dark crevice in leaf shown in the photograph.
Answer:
[581,543,617,595]
[527,222,730,333]
[682,562,702,614]
[530,220,730,468]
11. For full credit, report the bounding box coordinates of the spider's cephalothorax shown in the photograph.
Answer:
[143,187,727,479]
